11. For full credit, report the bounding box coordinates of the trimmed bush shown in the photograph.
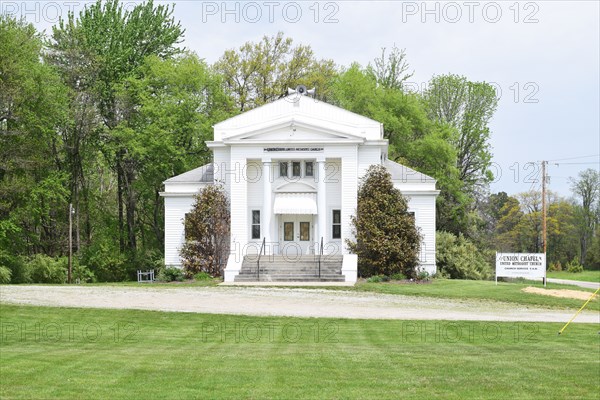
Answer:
[157,266,185,282]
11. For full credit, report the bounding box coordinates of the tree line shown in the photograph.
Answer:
[1,0,598,283]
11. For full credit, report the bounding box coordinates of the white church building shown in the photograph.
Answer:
[161,92,439,283]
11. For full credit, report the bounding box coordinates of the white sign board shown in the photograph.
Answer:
[496,253,546,284]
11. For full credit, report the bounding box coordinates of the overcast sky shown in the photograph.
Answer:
[5,0,599,198]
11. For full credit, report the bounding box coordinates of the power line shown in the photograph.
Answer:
[554,162,599,166]
[547,154,599,162]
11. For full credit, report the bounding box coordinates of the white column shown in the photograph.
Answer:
[340,147,358,254]
[317,158,327,253]
[262,158,272,252]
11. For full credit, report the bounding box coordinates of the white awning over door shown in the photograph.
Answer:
[273,192,318,214]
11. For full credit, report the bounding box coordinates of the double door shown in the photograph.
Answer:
[280,215,313,256]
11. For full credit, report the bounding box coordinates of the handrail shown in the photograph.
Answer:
[318,237,323,279]
[257,237,266,281]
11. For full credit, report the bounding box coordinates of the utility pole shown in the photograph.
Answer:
[68,203,73,284]
[541,161,547,254]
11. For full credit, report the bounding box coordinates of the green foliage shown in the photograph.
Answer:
[214,32,338,111]
[566,257,584,273]
[348,165,421,278]
[25,255,67,284]
[194,272,213,281]
[0,266,11,284]
[72,263,96,283]
[0,16,70,257]
[423,74,497,190]
[416,270,430,281]
[0,251,26,283]
[390,272,407,281]
[157,266,184,282]
[366,46,413,90]
[180,185,230,277]
[330,64,473,237]
[584,229,600,270]
[570,169,600,265]
[548,261,563,272]
[366,275,390,283]
[80,243,129,282]
[436,231,492,280]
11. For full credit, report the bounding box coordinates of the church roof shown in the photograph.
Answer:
[164,163,213,183]
[385,159,436,183]
[213,94,383,141]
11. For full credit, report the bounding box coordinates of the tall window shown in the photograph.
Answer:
[292,161,301,177]
[279,162,288,178]
[251,210,261,239]
[305,161,314,177]
[332,209,341,239]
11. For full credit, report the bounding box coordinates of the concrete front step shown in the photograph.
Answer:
[242,256,342,264]
[236,255,344,282]
[234,276,346,282]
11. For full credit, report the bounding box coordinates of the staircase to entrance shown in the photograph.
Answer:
[234,255,344,282]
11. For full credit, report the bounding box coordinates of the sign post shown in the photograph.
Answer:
[495,253,546,286]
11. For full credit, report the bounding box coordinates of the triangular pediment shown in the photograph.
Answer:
[213,95,383,142]
[222,118,366,143]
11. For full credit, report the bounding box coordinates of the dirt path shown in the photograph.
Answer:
[1,285,599,323]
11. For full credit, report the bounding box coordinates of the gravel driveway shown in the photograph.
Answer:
[1,285,599,323]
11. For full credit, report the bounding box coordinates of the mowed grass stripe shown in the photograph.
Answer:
[0,305,598,399]
[546,270,600,283]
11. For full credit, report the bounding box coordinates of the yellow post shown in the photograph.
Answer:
[558,287,599,335]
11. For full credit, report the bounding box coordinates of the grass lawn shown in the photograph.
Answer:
[319,279,600,312]
[0,305,598,400]
[547,270,600,283]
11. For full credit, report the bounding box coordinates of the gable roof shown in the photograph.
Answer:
[385,159,436,183]
[213,95,383,141]
[164,163,213,184]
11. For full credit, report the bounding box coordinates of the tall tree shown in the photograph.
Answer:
[115,53,232,246]
[330,63,466,235]
[366,45,413,90]
[423,74,498,191]
[0,16,69,257]
[570,169,600,265]
[48,0,185,252]
[214,32,337,111]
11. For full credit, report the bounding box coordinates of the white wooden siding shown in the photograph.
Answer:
[400,191,437,274]
[229,147,248,261]
[358,146,382,178]
[163,195,198,266]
